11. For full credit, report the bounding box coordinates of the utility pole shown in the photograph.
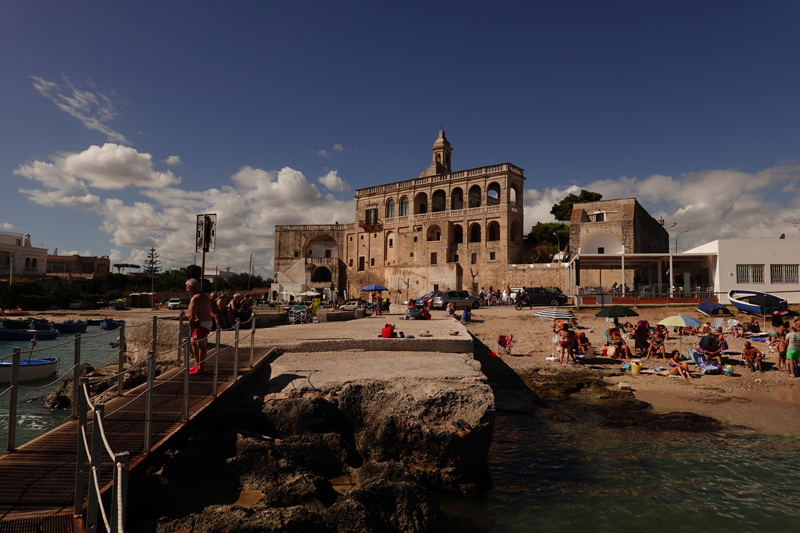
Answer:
[150,247,156,310]
[247,252,253,292]
[553,233,562,291]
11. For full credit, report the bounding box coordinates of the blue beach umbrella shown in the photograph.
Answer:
[361,284,388,292]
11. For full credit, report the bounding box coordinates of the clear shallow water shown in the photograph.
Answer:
[0,326,122,450]
[442,411,800,533]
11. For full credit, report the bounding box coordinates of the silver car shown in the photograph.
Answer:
[432,290,480,310]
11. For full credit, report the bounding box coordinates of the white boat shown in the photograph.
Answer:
[0,357,60,383]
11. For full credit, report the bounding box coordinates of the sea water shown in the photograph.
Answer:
[0,326,122,451]
[441,411,800,532]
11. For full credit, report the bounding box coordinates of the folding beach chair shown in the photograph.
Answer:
[713,317,724,330]
[688,347,721,374]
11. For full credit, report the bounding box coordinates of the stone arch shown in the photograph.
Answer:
[385,231,396,264]
[31,258,38,268]
[451,187,463,210]
[510,220,521,241]
[303,233,338,258]
[310,266,332,282]
[469,223,481,243]
[468,185,481,208]
[487,221,500,241]
[400,196,409,216]
[432,189,446,212]
[487,182,501,206]
[414,192,428,214]
[509,184,521,206]
[386,198,395,218]
[25,257,31,268]
[581,231,623,254]
[452,224,463,244]
[427,224,442,242]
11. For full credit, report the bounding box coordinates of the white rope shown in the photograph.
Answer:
[95,415,115,459]
[83,383,95,413]
[27,337,78,353]
[0,386,11,398]
[18,362,80,390]
[91,466,113,533]
[81,328,125,339]
[81,426,92,463]
[116,461,125,533]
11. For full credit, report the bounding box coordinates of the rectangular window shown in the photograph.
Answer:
[430,252,437,265]
[349,259,353,267]
[325,250,331,258]
[294,251,299,258]
[597,247,605,254]
[389,239,393,247]
[736,264,765,284]
[490,252,496,261]
[433,284,439,291]
[595,213,605,222]
[436,232,441,241]
[365,208,378,225]
[770,264,799,284]
[307,250,312,255]
[358,257,365,271]
[414,236,418,242]
[349,236,353,241]
[410,253,414,258]
[471,253,477,264]
[370,258,375,266]
[454,254,459,262]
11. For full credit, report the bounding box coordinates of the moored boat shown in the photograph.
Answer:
[697,299,733,317]
[0,318,32,330]
[728,290,788,316]
[100,318,124,330]
[0,357,60,382]
[52,319,88,334]
[0,327,60,341]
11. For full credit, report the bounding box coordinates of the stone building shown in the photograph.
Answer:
[46,251,110,279]
[273,130,527,300]
[0,232,48,279]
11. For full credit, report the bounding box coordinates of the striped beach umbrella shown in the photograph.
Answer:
[534,308,576,321]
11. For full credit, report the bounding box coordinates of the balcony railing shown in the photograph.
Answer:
[358,218,382,228]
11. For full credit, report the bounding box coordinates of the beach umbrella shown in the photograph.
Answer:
[658,314,703,352]
[534,308,576,321]
[361,284,388,292]
[595,305,638,326]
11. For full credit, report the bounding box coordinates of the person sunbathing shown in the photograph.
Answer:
[646,330,666,359]
[700,322,712,335]
[607,326,633,359]
[576,332,593,358]
[668,350,693,380]
[744,317,760,333]
[742,341,764,372]
[656,324,669,340]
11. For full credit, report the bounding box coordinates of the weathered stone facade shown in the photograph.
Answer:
[569,198,668,255]
[274,131,528,299]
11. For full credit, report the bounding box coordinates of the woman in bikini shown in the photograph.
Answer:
[557,323,574,364]
[668,350,693,380]
[646,329,666,359]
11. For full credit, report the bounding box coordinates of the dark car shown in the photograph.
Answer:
[516,287,568,307]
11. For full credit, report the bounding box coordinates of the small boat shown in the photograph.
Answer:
[0,327,60,341]
[697,299,733,317]
[0,318,32,330]
[100,318,124,330]
[0,358,60,382]
[28,318,55,331]
[52,319,88,334]
[728,290,788,316]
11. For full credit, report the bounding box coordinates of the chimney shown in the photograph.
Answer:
[24,234,31,247]
[658,217,664,226]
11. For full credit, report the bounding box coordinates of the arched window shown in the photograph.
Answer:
[400,197,409,216]
[451,187,463,210]
[386,199,395,218]
[487,182,501,206]
[32,258,38,268]
[509,185,519,206]
[488,221,500,241]
[469,223,481,243]
[427,225,441,241]
[432,190,446,212]
[468,185,481,208]
[414,192,428,214]
[453,224,463,244]
[25,258,31,268]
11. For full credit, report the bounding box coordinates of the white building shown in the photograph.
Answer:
[0,232,48,279]
[685,239,800,304]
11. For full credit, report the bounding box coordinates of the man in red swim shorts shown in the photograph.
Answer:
[186,278,214,374]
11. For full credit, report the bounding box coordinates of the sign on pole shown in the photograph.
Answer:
[196,214,217,253]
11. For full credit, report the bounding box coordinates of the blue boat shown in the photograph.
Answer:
[728,290,788,316]
[697,299,733,317]
[100,318,124,330]
[0,327,60,341]
[52,319,88,334]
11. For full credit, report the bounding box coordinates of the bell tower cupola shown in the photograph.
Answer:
[419,128,453,178]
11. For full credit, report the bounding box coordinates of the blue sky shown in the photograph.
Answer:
[3,1,800,276]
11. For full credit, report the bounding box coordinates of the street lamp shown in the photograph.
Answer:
[150,247,156,310]
[675,229,689,253]
[553,233,562,290]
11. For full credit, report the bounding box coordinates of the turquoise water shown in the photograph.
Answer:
[442,411,800,532]
[0,326,122,451]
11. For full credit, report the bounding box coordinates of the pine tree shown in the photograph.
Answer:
[143,247,161,277]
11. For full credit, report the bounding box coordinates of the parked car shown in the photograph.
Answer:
[167,298,187,310]
[432,290,481,310]
[514,287,569,307]
[339,300,367,311]
[68,300,91,310]
[414,291,442,308]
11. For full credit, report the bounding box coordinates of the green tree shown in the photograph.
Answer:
[142,247,161,277]
[550,190,603,221]
[523,222,570,263]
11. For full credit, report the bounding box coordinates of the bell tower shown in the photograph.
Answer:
[419,128,453,178]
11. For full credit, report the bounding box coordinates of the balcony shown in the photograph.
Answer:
[358,218,382,230]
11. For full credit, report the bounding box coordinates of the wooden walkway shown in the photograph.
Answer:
[0,343,275,533]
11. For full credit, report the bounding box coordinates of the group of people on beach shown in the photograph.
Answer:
[479,286,514,306]
[553,319,592,364]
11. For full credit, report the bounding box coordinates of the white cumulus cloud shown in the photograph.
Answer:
[165,155,182,165]
[318,170,350,192]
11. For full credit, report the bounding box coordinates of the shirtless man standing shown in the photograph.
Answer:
[186,278,213,375]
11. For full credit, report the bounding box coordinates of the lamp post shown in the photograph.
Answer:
[150,247,156,310]
[553,233,562,291]
[675,229,689,253]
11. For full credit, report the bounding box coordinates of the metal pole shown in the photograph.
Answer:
[87,403,105,533]
[151,315,157,356]
[144,351,154,453]
[74,377,89,517]
[7,348,20,453]
[233,319,240,381]
[213,328,220,398]
[111,452,130,533]
[249,317,255,369]
[177,311,184,363]
[200,249,206,292]
[117,322,125,397]
[71,333,81,419]
[184,338,190,421]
